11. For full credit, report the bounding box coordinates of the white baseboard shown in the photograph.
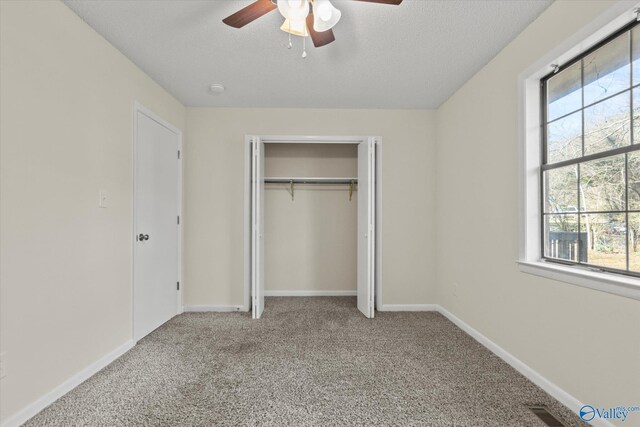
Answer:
[183,305,246,312]
[436,306,613,427]
[264,290,356,297]
[1,340,134,427]
[378,304,438,312]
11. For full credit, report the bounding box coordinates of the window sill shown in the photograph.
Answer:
[517,260,640,301]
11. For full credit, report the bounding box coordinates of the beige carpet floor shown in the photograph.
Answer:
[25,297,588,426]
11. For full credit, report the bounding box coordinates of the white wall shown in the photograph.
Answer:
[265,144,357,293]
[184,108,437,307]
[435,0,640,413]
[4,0,638,424]
[0,1,185,422]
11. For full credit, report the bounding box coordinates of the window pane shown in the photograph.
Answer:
[579,154,626,212]
[547,111,582,163]
[547,61,581,122]
[633,88,640,144]
[544,214,583,261]
[542,27,640,277]
[584,92,630,155]
[629,151,640,210]
[630,213,640,272]
[580,213,627,270]
[583,33,630,106]
[632,27,640,86]
[544,165,577,213]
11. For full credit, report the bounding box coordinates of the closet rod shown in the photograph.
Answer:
[264,177,358,185]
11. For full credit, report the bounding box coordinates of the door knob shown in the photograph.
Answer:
[138,234,149,241]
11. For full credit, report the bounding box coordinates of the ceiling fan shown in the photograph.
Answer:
[222,0,403,50]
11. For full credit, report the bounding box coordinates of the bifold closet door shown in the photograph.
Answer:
[251,137,265,319]
[357,138,375,318]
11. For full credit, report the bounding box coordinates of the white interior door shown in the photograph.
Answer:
[357,138,375,318]
[252,137,265,319]
[134,109,180,341]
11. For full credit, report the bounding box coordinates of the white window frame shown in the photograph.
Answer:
[518,1,640,301]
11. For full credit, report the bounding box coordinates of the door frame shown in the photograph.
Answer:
[132,102,183,342]
[243,135,383,313]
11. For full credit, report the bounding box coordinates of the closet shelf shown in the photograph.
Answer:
[264,177,358,184]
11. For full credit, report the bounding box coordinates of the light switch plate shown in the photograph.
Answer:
[99,190,108,208]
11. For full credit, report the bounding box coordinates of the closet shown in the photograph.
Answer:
[245,136,378,319]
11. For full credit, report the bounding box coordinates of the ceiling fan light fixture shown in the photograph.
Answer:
[222,0,402,51]
[317,5,332,21]
[312,0,341,32]
[277,0,309,20]
[280,18,309,37]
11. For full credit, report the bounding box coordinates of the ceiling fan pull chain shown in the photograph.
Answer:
[302,35,307,58]
[287,21,292,49]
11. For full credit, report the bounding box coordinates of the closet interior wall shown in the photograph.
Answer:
[264,143,358,294]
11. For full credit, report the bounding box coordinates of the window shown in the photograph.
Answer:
[541,22,640,277]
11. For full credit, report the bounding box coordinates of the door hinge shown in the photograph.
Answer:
[177,150,181,159]
[177,215,180,225]
[177,281,180,290]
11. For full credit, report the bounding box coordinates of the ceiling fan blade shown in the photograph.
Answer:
[352,0,403,4]
[222,0,277,29]
[306,14,335,48]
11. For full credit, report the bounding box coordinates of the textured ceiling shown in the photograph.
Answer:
[64,0,553,109]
